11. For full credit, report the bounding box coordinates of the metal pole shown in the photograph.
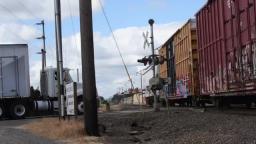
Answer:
[149,19,155,78]
[140,72,143,104]
[77,68,79,83]
[36,20,47,71]
[149,19,159,111]
[42,20,46,69]
[36,20,47,99]
[79,0,99,136]
[54,0,65,119]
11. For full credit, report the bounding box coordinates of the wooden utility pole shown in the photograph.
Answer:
[79,0,99,136]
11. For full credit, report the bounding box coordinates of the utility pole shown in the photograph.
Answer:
[140,72,143,104]
[36,20,48,99]
[136,71,143,104]
[36,20,46,70]
[54,0,65,119]
[149,19,160,111]
[79,0,99,136]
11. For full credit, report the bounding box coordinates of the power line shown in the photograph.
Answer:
[0,2,28,24]
[66,0,79,52]
[97,0,134,89]
[61,0,79,66]
[15,0,39,19]
[0,2,32,43]
[0,24,28,43]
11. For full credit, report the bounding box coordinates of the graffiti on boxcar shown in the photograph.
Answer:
[242,44,252,80]
[227,0,234,9]
[222,66,228,90]
[217,65,223,90]
[176,77,189,98]
[235,50,242,82]
[227,51,235,83]
[252,43,256,77]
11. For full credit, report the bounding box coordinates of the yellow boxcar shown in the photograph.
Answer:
[173,19,199,100]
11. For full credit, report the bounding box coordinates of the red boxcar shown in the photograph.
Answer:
[196,0,256,98]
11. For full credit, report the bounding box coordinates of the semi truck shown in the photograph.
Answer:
[0,44,84,119]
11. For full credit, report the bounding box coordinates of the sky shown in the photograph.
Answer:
[0,0,206,98]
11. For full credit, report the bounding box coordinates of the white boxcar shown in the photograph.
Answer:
[0,44,30,98]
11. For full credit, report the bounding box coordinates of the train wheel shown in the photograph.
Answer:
[10,102,26,119]
[215,98,224,110]
[246,102,252,109]
[0,105,3,118]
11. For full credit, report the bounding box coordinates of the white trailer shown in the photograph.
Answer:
[0,44,84,119]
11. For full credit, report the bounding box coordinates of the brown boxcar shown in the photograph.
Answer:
[171,19,199,101]
[159,46,168,79]
[159,37,176,98]
[196,0,256,100]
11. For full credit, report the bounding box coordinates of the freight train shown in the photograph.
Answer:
[157,0,256,107]
[0,44,84,119]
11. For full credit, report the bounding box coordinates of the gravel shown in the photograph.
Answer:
[5,106,256,144]
[98,107,256,144]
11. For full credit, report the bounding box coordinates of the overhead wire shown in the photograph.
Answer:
[97,0,135,89]
[0,3,22,21]
[66,0,79,51]
[0,2,34,43]
[61,0,79,69]
[0,23,27,43]
[15,0,38,19]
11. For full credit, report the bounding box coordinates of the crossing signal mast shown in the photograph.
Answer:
[138,19,166,111]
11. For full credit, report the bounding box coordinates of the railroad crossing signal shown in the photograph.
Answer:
[143,31,150,49]
[137,56,151,66]
[137,55,165,66]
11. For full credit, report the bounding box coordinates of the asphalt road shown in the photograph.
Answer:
[0,118,60,144]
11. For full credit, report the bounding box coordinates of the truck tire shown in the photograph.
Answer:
[78,101,84,114]
[10,102,27,119]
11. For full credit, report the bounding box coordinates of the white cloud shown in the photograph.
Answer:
[30,61,42,88]
[0,0,103,21]
[0,0,182,98]
[30,22,182,98]
[0,23,38,44]
[0,13,181,98]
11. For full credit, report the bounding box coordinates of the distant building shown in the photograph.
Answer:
[119,89,146,105]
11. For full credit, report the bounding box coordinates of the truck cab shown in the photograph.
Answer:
[41,67,84,114]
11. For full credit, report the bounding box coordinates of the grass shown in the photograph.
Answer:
[22,117,104,144]
[23,118,84,139]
